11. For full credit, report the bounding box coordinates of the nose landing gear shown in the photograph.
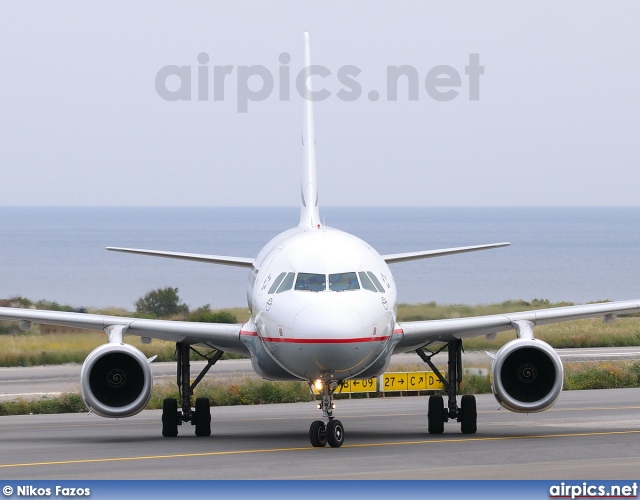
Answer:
[309,380,344,448]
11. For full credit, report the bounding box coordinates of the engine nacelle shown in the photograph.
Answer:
[80,343,153,418]
[491,337,563,413]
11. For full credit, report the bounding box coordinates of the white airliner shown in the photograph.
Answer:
[1,33,639,448]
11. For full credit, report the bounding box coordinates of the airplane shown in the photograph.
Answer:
[1,32,639,448]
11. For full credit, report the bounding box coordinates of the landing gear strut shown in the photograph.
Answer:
[162,341,223,437]
[417,339,477,434]
[309,380,344,448]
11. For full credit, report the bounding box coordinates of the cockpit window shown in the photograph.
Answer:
[358,271,378,292]
[295,273,326,291]
[276,272,295,293]
[329,272,360,291]
[367,271,386,293]
[268,272,287,294]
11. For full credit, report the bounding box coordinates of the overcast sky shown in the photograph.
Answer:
[1,2,639,207]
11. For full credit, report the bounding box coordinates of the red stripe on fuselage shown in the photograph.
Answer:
[261,336,392,344]
[240,330,258,336]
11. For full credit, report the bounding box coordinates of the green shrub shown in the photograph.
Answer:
[0,393,86,416]
[146,379,311,409]
[564,362,640,390]
[135,287,189,318]
[460,374,491,394]
[188,305,238,324]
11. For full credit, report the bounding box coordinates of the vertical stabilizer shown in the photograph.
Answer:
[299,31,321,228]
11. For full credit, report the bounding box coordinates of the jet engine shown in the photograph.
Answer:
[491,337,563,413]
[80,343,153,418]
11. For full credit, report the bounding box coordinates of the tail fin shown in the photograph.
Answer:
[299,31,321,228]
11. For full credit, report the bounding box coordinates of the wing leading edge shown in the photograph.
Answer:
[106,247,254,268]
[394,299,640,352]
[382,242,511,264]
[0,307,249,356]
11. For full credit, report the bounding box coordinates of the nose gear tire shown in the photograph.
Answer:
[326,419,344,448]
[309,420,327,447]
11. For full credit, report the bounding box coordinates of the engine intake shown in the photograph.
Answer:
[80,343,153,418]
[491,338,563,413]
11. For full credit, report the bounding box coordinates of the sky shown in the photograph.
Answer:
[1,2,639,207]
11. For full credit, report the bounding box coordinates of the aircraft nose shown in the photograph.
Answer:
[293,303,363,339]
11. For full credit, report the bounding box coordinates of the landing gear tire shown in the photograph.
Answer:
[428,395,445,434]
[326,419,344,448]
[162,398,179,437]
[460,394,477,434]
[309,420,327,447]
[194,397,211,437]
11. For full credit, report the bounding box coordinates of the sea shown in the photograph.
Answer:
[1,207,639,310]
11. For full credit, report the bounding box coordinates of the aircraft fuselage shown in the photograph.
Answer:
[242,225,400,383]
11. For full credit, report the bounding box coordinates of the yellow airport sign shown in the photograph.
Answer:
[383,371,444,392]
[407,372,428,391]
[382,372,408,391]
[312,378,377,394]
[312,372,443,394]
[424,372,445,390]
[347,378,377,393]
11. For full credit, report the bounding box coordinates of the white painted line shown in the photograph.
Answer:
[0,392,63,397]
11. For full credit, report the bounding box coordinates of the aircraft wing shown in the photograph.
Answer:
[106,247,254,268]
[0,307,249,356]
[394,299,640,352]
[382,242,511,264]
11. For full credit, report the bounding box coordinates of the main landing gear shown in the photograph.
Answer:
[309,380,344,448]
[162,341,223,438]
[417,338,477,435]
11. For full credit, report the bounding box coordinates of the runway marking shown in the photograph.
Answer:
[547,405,640,413]
[0,392,62,397]
[1,429,639,469]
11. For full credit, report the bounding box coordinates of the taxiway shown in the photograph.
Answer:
[0,388,638,480]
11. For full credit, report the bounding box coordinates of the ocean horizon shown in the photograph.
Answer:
[1,206,639,310]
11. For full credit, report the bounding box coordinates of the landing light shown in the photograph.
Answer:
[314,379,323,391]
